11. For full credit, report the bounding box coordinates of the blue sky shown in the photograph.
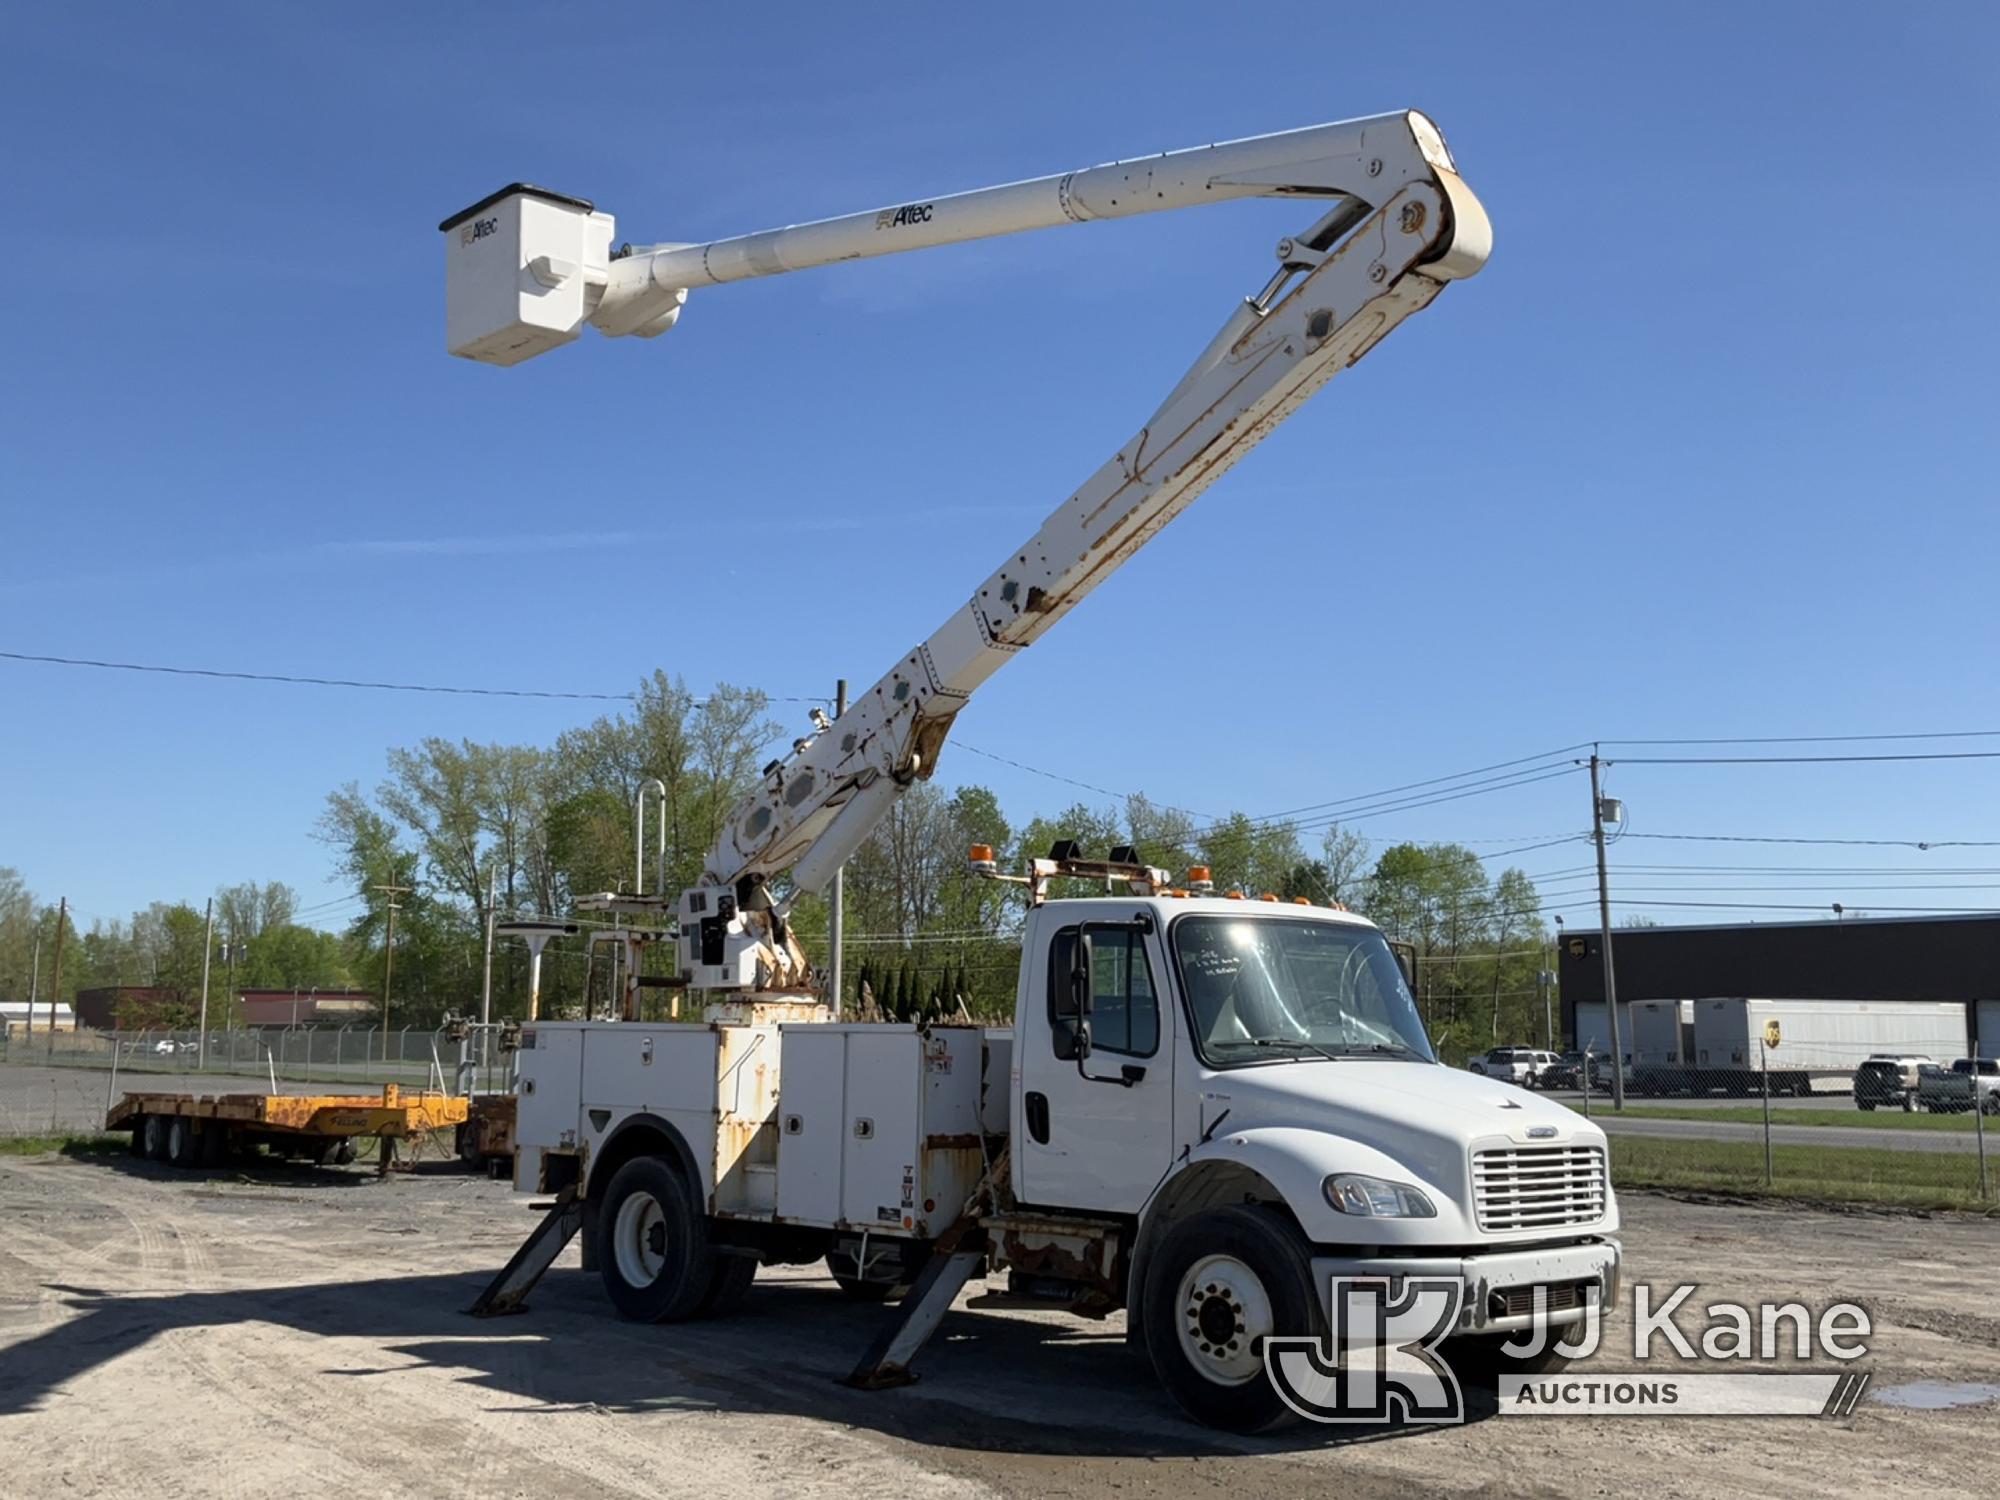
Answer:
[3,3,1996,936]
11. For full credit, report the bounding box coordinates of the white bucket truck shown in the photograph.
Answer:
[447,109,1618,1431]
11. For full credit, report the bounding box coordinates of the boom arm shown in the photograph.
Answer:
[441,110,1490,995]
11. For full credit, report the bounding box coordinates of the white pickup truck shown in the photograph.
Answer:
[508,892,1621,1431]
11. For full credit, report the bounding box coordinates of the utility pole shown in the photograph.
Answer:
[828,677,848,1019]
[26,929,39,1041]
[196,897,214,1070]
[373,884,411,1061]
[480,866,498,1030]
[46,897,67,1062]
[1589,751,1626,1110]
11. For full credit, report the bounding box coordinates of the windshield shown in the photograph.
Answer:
[1171,915,1435,1067]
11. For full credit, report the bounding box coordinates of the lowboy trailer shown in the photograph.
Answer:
[108,1085,469,1173]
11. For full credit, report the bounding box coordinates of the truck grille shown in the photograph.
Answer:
[1472,1145,1607,1232]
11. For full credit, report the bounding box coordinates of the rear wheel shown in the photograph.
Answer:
[1143,1205,1317,1434]
[698,1255,758,1317]
[142,1114,170,1161]
[167,1118,199,1168]
[128,1117,150,1156]
[597,1156,715,1323]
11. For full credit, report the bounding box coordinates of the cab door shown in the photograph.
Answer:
[1015,905,1177,1213]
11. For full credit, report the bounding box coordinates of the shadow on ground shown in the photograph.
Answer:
[8,1253,1503,1457]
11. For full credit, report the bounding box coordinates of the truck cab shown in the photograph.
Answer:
[1013,895,1619,1426]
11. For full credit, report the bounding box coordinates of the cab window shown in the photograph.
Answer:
[1049,926,1159,1057]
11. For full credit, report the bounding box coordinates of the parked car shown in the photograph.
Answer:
[1852,1054,1932,1112]
[152,1038,180,1056]
[1917,1058,2000,1115]
[1540,1051,1583,1089]
[1469,1047,1557,1088]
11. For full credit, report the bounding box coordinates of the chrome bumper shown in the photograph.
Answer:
[1308,1238,1621,1334]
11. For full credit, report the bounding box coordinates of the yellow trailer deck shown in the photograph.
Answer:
[108,1084,468,1172]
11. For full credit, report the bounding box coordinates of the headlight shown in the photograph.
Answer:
[1324,1173,1436,1218]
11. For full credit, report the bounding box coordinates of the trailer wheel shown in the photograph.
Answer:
[1143,1205,1317,1434]
[128,1117,150,1156]
[597,1156,714,1322]
[168,1117,200,1168]
[142,1113,170,1161]
[698,1255,758,1318]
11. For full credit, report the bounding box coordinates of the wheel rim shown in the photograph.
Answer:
[1175,1253,1274,1386]
[143,1117,164,1155]
[169,1121,187,1158]
[612,1190,669,1287]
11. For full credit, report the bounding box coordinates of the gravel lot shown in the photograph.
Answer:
[1,1142,1996,1500]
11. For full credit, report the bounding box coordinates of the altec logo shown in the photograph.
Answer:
[459,216,499,247]
[875,202,934,230]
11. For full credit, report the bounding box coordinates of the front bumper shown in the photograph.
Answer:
[1309,1238,1621,1335]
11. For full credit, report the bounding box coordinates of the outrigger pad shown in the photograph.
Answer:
[841,1242,987,1390]
[468,1185,584,1318]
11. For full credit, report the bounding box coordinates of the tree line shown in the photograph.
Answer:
[0,872,351,1029]
[6,673,1561,1059]
[307,674,1559,1059]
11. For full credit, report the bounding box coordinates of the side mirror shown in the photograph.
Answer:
[1070,931,1095,1020]
[1389,940,1417,991]
[1051,930,1095,1061]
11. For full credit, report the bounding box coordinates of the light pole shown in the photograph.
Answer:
[1588,750,1626,1110]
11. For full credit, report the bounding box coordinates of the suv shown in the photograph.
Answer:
[1917,1058,2000,1115]
[1470,1047,1557,1088]
[1852,1054,1931,1112]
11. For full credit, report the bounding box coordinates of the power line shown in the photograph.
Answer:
[1612,750,2000,765]
[1604,729,2000,747]
[1619,832,2000,850]
[0,648,826,704]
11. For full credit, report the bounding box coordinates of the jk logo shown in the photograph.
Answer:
[1265,1276,1466,1424]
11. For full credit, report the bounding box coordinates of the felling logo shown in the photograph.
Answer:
[1267,1279,1874,1424]
[875,202,934,230]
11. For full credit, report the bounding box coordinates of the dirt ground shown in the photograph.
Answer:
[0,1146,1995,1500]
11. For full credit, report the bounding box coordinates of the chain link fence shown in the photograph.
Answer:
[1,1024,515,1100]
[1468,1000,1997,1208]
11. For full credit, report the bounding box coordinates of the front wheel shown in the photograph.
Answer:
[1143,1205,1318,1434]
[596,1156,715,1323]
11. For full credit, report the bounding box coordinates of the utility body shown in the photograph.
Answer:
[446,110,1620,1431]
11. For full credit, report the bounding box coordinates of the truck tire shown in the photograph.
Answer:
[128,1117,150,1156]
[698,1255,758,1317]
[168,1117,200,1168]
[142,1113,170,1161]
[597,1156,715,1323]
[1143,1204,1318,1434]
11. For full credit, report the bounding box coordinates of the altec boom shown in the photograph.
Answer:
[443,111,1491,997]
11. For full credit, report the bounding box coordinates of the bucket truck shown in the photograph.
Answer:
[445,111,1619,1432]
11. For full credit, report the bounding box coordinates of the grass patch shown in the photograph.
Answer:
[1602,1104,1990,1131]
[0,1132,129,1158]
[1610,1133,1996,1212]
